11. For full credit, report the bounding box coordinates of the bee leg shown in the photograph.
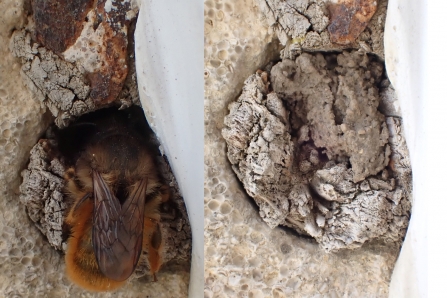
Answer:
[159,185,170,203]
[143,188,166,281]
[150,221,163,280]
[73,192,92,211]
[64,167,91,224]
[64,167,84,199]
[64,167,76,180]
[158,185,177,220]
[160,212,175,220]
[143,218,163,282]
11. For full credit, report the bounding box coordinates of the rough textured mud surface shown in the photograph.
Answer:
[155,155,193,267]
[271,51,390,183]
[258,0,387,59]
[222,73,294,229]
[19,139,67,250]
[205,0,404,296]
[223,51,411,251]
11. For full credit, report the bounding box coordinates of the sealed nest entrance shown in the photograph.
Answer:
[20,106,192,284]
[222,50,412,252]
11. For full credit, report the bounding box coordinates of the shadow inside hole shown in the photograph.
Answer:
[56,106,160,167]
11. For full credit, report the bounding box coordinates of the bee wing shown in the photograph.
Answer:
[92,170,146,281]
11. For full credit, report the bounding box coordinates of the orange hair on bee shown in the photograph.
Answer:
[64,176,167,291]
[65,195,125,292]
[61,107,169,291]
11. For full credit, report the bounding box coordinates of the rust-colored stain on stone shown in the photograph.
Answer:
[33,0,94,54]
[32,0,136,105]
[327,0,378,45]
[91,0,132,104]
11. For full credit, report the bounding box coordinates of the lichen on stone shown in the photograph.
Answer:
[222,50,411,252]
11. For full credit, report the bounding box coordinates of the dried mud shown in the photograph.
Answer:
[223,51,411,252]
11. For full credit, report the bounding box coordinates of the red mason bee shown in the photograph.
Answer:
[60,107,168,291]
